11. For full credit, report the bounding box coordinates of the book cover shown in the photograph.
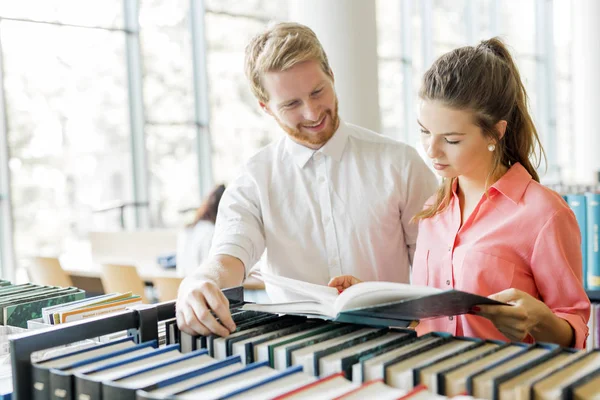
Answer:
[586,192,600,290]
[384,336,482,390]
[101,349,213,400]
[567,194,588,289]
[4,290,85,328]
[59,296,142,323]
[414,340,500,392]
[220,365,308,400]
[172,361,276,398]
[467,342,560,399]
[135,355,243,400]
[48,340,158,400]
[31,337,135,400]
[438,342,531,396]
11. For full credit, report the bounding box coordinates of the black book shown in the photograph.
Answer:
[48,340,158,400]
[74,344,181,400]
[101,349,213,400]
[31,337,136,400]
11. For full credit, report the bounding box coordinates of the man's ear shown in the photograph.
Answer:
[495,120,507,140]
[259,101,273,116]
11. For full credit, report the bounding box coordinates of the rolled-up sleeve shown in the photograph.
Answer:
[210,171,265,275]
[531,208,590,349]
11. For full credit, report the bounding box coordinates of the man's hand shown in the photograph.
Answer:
[176,279,237,337]
[328,275,362,292]
[475,288,554,342]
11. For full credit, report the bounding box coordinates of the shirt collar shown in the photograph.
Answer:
[449,162,531,204]
[491,162,532,204]
[284,119,350,168]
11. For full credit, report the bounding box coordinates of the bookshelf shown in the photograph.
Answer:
[587,290,600,302]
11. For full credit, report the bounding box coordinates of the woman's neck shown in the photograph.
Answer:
[457,165,508,204]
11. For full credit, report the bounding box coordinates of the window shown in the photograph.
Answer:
[1,18,131,265]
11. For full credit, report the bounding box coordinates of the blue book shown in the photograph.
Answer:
[567,194,588,289]
[136,355,243,399]
[31,337,136,400]
[102,349,214,400]
[74,344,180,400]
[174,361,275,398]
[585,193,600,290]
[48,340,159,400]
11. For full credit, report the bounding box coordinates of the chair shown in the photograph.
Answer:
[100,264,149,303]
[152,276,183,303]
[27,257,74,287]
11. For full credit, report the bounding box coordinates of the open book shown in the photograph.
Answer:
[242,272,506,326]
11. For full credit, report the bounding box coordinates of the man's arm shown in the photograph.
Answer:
[177,254,245,337]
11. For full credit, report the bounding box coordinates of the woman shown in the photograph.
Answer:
[176,184,226,277]
[330,38,590,348]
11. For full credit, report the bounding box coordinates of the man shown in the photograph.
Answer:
[176,22,437,337]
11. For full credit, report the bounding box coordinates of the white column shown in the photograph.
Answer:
[288,0,381,133]
[572,0,600,184]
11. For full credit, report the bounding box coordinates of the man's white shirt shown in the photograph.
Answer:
[210,120,438,302]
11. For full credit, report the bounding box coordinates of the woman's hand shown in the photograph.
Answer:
[475,288,573,346]
[328,275,362,292]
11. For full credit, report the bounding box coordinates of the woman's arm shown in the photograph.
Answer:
[476,288,574,347]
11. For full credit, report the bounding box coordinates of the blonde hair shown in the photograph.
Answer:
[414,37,546,221]
[244,22,333,103]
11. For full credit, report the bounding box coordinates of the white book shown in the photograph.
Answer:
[290,328,379,376]
[319,332,409,377]
[386,339,476,390]
[243,271,440,319]
[178,365,278,400]
[359,336,443,383]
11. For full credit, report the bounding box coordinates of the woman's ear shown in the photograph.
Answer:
[495,120,508,140]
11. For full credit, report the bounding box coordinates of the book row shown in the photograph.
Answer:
[28,307,600,400]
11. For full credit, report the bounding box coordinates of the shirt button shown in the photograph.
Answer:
[324,216,331,224]
[446,280,451,285]
[449,316,454,321]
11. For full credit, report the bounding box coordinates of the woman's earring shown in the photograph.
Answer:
[487,144,496,152]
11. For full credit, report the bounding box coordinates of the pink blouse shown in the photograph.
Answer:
[412,163,590,348]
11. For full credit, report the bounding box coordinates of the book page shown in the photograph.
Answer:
[256,271,338,304]
[335,282,441,314]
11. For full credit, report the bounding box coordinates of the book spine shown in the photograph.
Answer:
[102,383,136,400]
[32,366,50,400]
[75,376,102,400]
[567,194,588,289]
[586,193,600,289]
[49,370,75,400]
